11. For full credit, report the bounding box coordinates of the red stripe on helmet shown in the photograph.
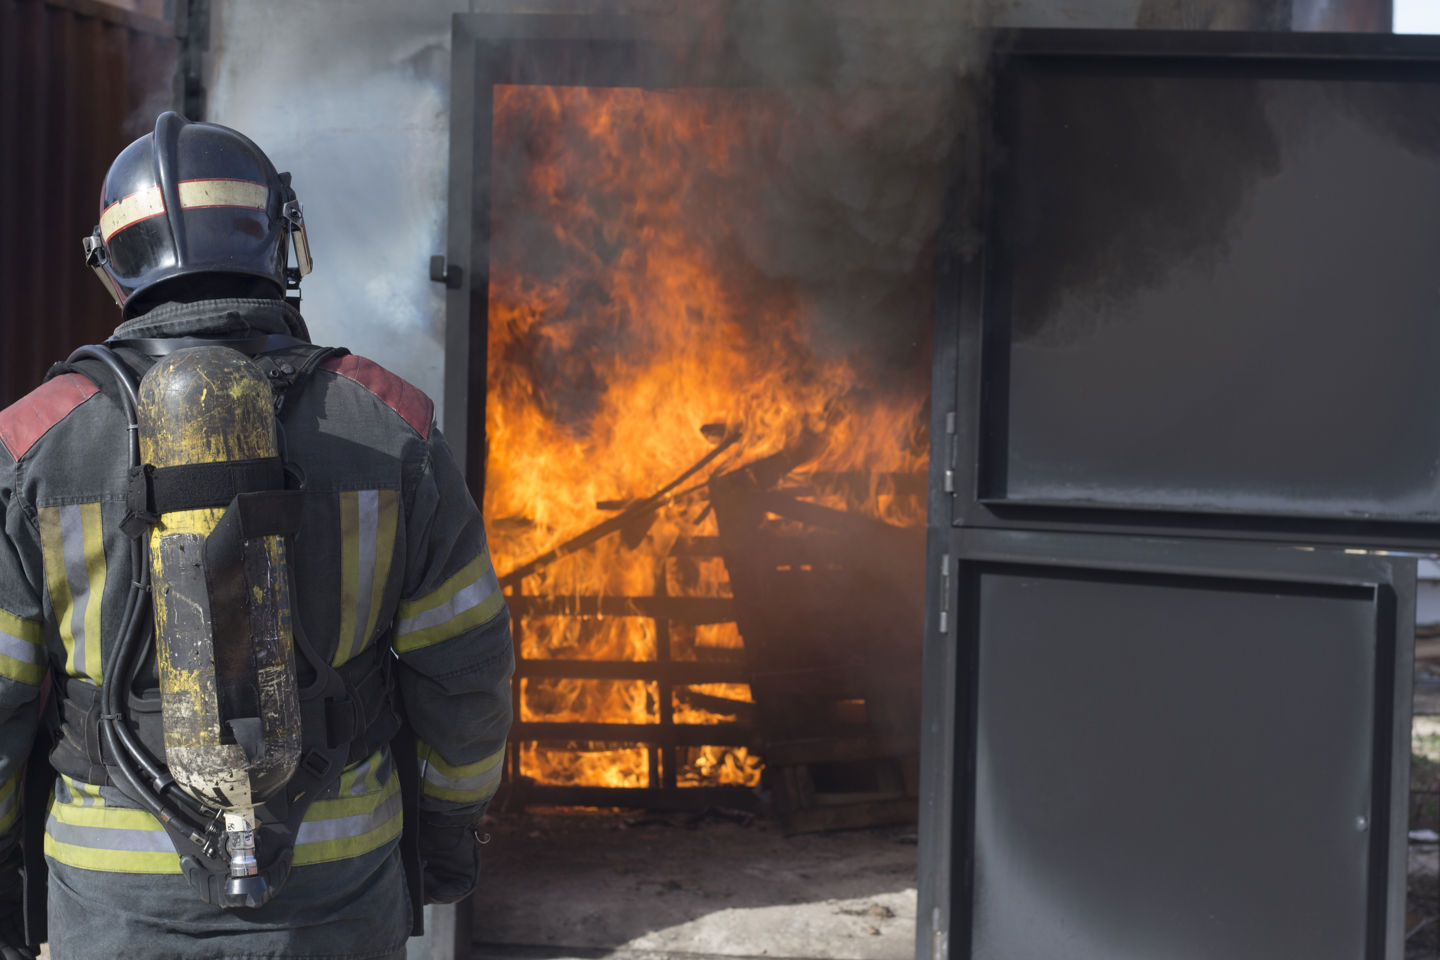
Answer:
[318,355,433,439]
[0,374,100,460]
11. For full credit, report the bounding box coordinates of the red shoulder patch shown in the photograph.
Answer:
[318,355,433,439]
[0,374,100,460]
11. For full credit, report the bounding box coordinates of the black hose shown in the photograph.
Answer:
[66,347,219,847]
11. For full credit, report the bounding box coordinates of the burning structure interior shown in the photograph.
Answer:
[446,12,953,834]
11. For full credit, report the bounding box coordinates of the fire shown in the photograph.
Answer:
[488,84,930,793]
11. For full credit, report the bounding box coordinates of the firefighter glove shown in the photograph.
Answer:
[418,811,486,905]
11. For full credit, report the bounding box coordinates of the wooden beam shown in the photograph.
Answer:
[512,721,757,747]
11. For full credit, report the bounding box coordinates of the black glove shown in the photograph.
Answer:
[418,812,485,905]
[0,851,36,960]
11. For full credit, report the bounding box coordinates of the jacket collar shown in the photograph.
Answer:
[111,298,311,343]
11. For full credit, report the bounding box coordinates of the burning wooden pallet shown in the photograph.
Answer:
[710,455,925,834]
[494,433,767,810]
[489,429,926,828]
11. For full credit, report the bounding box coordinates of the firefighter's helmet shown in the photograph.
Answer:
[83,111,312,318]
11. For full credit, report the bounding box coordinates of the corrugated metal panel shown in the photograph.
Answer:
[0,0,178,409]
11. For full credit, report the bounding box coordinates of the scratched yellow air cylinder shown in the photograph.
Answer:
[138,347,301,819]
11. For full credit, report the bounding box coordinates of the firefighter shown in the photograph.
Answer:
[0,112,513,958]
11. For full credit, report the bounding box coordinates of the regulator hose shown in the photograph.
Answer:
[65,346,220,850]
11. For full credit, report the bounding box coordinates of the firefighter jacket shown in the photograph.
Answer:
[0,298,513,957]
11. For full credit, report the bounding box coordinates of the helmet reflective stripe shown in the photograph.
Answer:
[100,179,270,242]
[417,741,505,805]
[42,751,404,874]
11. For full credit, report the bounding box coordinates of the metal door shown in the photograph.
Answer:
[918,29,1440,960]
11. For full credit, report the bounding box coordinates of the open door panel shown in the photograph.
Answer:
[919,527,1414,960]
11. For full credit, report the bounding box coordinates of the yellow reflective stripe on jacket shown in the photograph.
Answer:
[44,750,402,874]
[418,741,504,805]
[38,503,107,681]
[0,607,44,686]
[45,777,180,875]
[394,551,503,654]
[0,768,21,834]
[335,489,399,667]
[293,769,403,866]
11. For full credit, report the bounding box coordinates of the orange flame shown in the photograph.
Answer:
[488,84,929,792]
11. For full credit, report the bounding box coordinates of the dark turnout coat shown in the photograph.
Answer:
[0,299,513,959]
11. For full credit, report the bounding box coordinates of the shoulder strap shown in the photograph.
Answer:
[255,344,348,420]
[105,333,309,358]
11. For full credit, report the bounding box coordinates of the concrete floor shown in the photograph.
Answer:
[466,809,920,960]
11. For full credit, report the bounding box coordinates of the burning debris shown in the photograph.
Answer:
[486,82,935,818]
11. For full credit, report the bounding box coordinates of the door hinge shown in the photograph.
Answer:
[943,411,957,494]
[932,908,948,960]
[938,553,951,634]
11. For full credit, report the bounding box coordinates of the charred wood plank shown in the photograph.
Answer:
[515,658,748,683]
[499,431,740,588]
[507,595,735,623]
[672,687,758,722]
[513,722,757,747]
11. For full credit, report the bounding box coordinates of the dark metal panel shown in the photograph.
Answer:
[927,528,1414,960]
[947,30,1440,548]
[0,0,178,411]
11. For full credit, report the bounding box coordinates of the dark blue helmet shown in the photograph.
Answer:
[83,112,312,318]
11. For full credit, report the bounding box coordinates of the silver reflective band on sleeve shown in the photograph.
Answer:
[295,786,403,845]
[423,759,503,797]
[0,631,41,665]
[395,567,500,638]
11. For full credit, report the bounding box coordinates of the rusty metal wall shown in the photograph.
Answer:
[0,0,178,409]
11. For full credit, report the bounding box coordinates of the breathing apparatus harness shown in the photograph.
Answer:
[23,113,423,937]
[26,334,416,922]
